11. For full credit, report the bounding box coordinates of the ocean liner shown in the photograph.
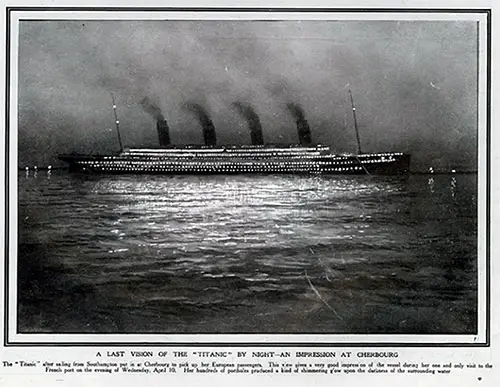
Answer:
[59,93,410,175]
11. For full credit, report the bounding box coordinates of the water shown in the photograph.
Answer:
[17,172,477,334]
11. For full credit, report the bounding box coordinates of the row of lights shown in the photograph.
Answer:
[24,165,52,171]
[324,166,364,172]
[86,166,365,173]
[82,162,323,170]
[358,152,403,157]
[79,161,328,172]
[121,152,324,158]
[125,146,329,154]
[80,157,397,170]
[359,158,395,164]
[121,149,402,158]
[109,154,371,163]
[91,166,317,173]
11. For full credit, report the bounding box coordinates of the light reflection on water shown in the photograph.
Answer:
[18,173,477,334]
[87,176,407,258]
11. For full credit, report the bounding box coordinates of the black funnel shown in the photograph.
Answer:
[156,119,170,147]
[140,97,171,147]
[286,103,312,146]
[184,102,217,146]
[232,102,264,145]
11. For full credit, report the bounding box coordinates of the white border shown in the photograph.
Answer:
[6,9,489,345]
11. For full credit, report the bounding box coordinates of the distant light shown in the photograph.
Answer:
[25,167,28,171]
[48,165,52,170]
[451,169,456,173]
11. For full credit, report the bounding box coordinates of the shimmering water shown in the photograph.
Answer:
[17,172,477,333]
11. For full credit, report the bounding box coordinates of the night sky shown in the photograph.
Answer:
[17,20,478,171]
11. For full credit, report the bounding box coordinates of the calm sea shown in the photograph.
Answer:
[17,172,477,334]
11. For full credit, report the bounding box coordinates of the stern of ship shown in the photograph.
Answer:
[365,153,411,175]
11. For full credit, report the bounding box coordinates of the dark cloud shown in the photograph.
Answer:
[17,20,478,171]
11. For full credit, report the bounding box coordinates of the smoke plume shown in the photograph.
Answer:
[232,102,264,145]
[183,102,217,146]
[140,97,164,121]
[140,97,170,146]
[286,103,312,146]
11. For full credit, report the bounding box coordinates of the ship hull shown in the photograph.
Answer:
[59,151,410,176]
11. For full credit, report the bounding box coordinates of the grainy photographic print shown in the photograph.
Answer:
[15,14,481,338]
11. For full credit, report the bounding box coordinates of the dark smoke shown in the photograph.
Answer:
[232,102,264,145]
[286,103,312,146]
[140,97,170,146]
[183,102,217,146]
[140,97,164,121]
